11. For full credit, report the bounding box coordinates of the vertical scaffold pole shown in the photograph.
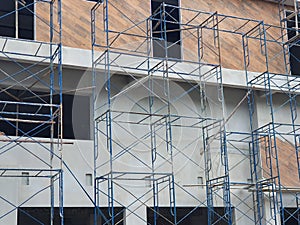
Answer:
[49,1,54,224]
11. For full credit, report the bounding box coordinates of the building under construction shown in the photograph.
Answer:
[0,0,299,224]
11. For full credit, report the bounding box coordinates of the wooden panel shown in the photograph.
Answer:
[183,0,280,25]
[261,137,300,187]
[36,0,93,49]
[35,0,287,73]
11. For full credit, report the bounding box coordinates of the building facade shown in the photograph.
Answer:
[0,0,299,224]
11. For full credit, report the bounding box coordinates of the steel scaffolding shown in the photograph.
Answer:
[91,0,300,224]
[0,0,63,224]
[91,1,234,224]
[3,0,300,224]
[90,1,289,225]
[243,1,300,224]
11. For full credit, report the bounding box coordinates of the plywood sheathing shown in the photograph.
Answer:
[260,136,300,188]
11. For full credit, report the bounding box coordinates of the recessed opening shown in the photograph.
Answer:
[281,207,300,225]
[18,0,34,40]
[18,207,125,225]
[197,176,204,189]
[147,207,235,225]
[85,173,93,186]
[0,89,91,140]
[151,0,181,59]
[21,172,29,185]
[285,11,300,76]
[0,0,15,38]
[0,0,34,39]
[145,175,152,187]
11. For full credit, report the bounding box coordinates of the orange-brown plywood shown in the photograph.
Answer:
[260,137,300,187]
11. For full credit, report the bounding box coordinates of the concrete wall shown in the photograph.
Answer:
[0,63,298,224]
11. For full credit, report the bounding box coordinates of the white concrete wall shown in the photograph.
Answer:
[0,48,299,224]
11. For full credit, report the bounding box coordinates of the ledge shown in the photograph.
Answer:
[0,38,289,92]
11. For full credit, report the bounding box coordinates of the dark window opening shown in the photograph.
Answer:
[0,89,91,140]
[147,207,235,225]
[63,94,91,140]
[281,207,300,225]
[18,0,34,39]
[18,207,125,225]
[0,0,34,40]
[151,0,181,59]
[286,11,300,75]
[0,0,15,38]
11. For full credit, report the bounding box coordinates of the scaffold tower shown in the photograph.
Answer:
[244,1,300,224]
[0,0,63,224]
[91,0,234,224]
